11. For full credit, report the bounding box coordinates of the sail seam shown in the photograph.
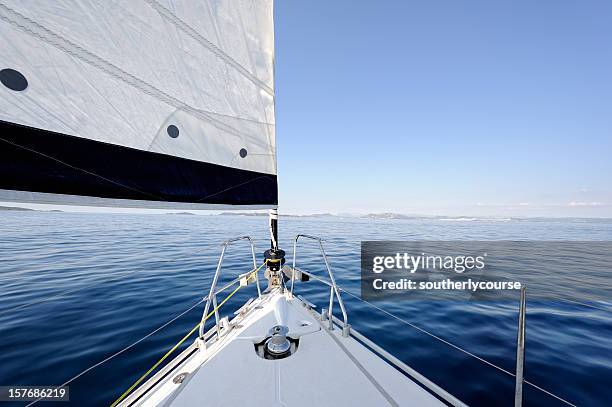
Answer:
[0,2,263,140]
[142,0,274,97]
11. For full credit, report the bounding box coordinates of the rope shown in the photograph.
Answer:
[110,262,265,407]
[25,276,245,407]
[25,298,204,407]
[110,285,241,407]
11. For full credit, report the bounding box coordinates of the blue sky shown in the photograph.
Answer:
[275,0,612,216]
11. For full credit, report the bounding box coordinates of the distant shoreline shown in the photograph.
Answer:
[0,205,63,212]
[2,205,611,221]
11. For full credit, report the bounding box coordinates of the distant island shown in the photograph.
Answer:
[217,212,336,218]
[1,205,608,221]
[217,211,504,221]
[0,205,63,212]
[0,205,35,211]
[218,212,267,217]
[216,212,611,222]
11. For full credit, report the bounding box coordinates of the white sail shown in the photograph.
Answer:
[0,0,277,208]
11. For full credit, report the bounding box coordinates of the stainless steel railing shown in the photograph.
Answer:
[291,234,350,336]
[198,236,260,339]
[515,286,527,407]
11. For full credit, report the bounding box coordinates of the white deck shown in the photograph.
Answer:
[122,290,446,407]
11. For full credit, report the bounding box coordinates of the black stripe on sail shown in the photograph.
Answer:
[0,120,277,206]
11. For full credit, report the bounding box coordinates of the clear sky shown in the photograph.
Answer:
[2,1,610,217]
[274,0,612,217]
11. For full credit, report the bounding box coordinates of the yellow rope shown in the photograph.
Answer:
[111,262,266,407]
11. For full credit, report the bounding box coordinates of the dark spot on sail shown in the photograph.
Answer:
[167,125,179,138]
[0,69,28,91]
[239,148,248,158]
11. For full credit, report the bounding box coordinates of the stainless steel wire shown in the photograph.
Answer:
[337,286,577,406]
[25,276,244,406]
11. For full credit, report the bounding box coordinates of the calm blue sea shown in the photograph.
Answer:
[0,212,611,406]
